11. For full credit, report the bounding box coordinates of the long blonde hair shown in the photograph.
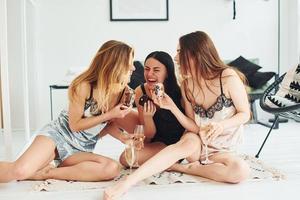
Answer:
[178,31,247,104]
[69,40,134,112]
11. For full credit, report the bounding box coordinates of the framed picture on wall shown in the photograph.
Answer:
[110,0,169,21]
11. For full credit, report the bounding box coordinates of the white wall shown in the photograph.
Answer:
[280,0,299,73]
[7,0,24,130]
[26,0,38,131]
[298,0,300,63]
[288,0,300,68]
[7,0,37,131]
[6,0,299,130]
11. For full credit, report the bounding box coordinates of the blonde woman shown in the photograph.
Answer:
[104,32,250,199]
[0,40,137,182]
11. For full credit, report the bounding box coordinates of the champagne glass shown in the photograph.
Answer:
[202,142,213,165]
[124,139,136,174]
[133,125,145,167]
[199,118,213,165]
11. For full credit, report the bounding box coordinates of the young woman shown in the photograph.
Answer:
[104,31,251,199]
[0,40,137,182]
[119,51,186,167]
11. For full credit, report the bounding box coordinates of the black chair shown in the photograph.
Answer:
[255,73,300,158]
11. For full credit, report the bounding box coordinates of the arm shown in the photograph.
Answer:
[134,86,157,142]
[99,122,131,144]
[218,69,251,130]
[206,68,251,140]
[68,82,131,132]
[202,69,251,143]
[155,86,199,133]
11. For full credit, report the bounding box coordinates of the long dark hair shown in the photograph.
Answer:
[145,51,182,104]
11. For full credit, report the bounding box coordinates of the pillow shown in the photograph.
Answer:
[290,64,300,92]
[266,95,298,108]
[276,64,300,103]
[128,61,145,89]
[228,56,262,81]
[265,64,300,122]
[265,95,300,121]
[248,71,276,89]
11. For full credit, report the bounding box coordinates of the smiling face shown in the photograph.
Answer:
[144,57,167,90]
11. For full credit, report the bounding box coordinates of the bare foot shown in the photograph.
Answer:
[27,164,55,180]
[103,179,132,200]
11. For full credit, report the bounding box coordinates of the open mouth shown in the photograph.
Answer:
[146,78,158,85]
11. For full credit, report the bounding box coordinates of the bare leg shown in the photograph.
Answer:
[103,132,201,200]
[119,142,166,167]
[30,152,121,181]
[27,164,56,180]
[0,135,56,182]
[114,110,139,133]
[171,152,250,183]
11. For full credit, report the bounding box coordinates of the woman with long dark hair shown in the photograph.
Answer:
[119,51,186,167]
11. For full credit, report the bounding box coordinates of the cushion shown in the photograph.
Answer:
[128,61,145,89]
[248,71,276,89]
[228,56,262,81]
[265,64,300,122]
[266,95,298,108]
[276,64,300,102]
[265,95,300,121]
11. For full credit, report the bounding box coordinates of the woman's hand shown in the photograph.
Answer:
[143,100,156,118]
[108,103,132,119]
[152,92,176,111]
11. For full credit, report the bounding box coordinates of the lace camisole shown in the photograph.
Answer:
[190,73,243,160]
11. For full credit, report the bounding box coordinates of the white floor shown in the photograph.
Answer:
[1,121,300,200]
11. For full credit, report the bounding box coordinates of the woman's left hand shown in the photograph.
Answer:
[205,122,224,143]
[109,103,132,119]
